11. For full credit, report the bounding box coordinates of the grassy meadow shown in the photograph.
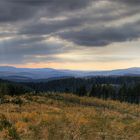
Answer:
[0,93,139,140]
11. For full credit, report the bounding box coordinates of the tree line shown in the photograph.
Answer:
[0,80,32,97]
[76,84,139,104]
[0,76,140,104]
[25,77,140,104]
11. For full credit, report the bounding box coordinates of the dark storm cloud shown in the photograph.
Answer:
[117,0,140,5]
[20,18,83,35]
[0,0,139,23]
[0,0,140,65]
[0,0,37,22]
[17,0,140,47]
[57,21,140,46]
[8,0,92,7]
[0,0,93,22]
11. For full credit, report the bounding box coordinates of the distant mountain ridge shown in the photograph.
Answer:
[0,66,140,82]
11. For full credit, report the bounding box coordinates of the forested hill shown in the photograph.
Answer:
[0,76,140,104]
[24,76,140,104]
[0,79,32,96]
[25,76,140,92]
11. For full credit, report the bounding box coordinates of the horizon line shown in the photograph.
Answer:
[0,65,140,72]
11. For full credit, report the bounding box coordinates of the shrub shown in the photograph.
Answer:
[8,127,20,140]
[11,97,23,106]
[0,114,12,131]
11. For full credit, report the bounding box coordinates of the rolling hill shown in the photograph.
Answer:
[0,66,140,82]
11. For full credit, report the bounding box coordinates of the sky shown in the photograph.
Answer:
[0,0,140,70]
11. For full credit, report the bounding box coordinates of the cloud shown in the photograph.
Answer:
[0,0,140,66]
[57,21,140,46]
[0,36,72,64]
[0,0,93,22]
[20,18,82,35]
[17,0,140,47]
[117,0,140,5]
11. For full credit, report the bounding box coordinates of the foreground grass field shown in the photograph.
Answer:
[0,93,139,140]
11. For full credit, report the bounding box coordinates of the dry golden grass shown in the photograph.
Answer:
[0,93,139,140]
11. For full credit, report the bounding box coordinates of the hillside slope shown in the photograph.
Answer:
[0,93,139,140]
